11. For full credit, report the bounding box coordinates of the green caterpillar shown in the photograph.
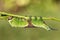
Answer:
[0,12,57,31]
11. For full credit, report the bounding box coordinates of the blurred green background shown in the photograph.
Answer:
[0,0,60,40]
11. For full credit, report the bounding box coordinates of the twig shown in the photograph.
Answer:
[0,12,60,22]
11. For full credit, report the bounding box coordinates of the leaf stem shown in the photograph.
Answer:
[0,12,60,22]
[42,17,60,22]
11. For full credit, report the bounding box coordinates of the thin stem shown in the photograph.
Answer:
[0,12,60,22]
[0,12,25,18]
[42,17,60,22]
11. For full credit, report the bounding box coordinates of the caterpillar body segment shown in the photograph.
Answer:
[8,17,28,27]
[29,16,52,31]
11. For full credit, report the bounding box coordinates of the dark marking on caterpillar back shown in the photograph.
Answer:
[34,16,37,20]
[20,17,24,21]
[39,16,47,24]
[25,15,28,17]
[29,16,32,20]
[39,16,43,21]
